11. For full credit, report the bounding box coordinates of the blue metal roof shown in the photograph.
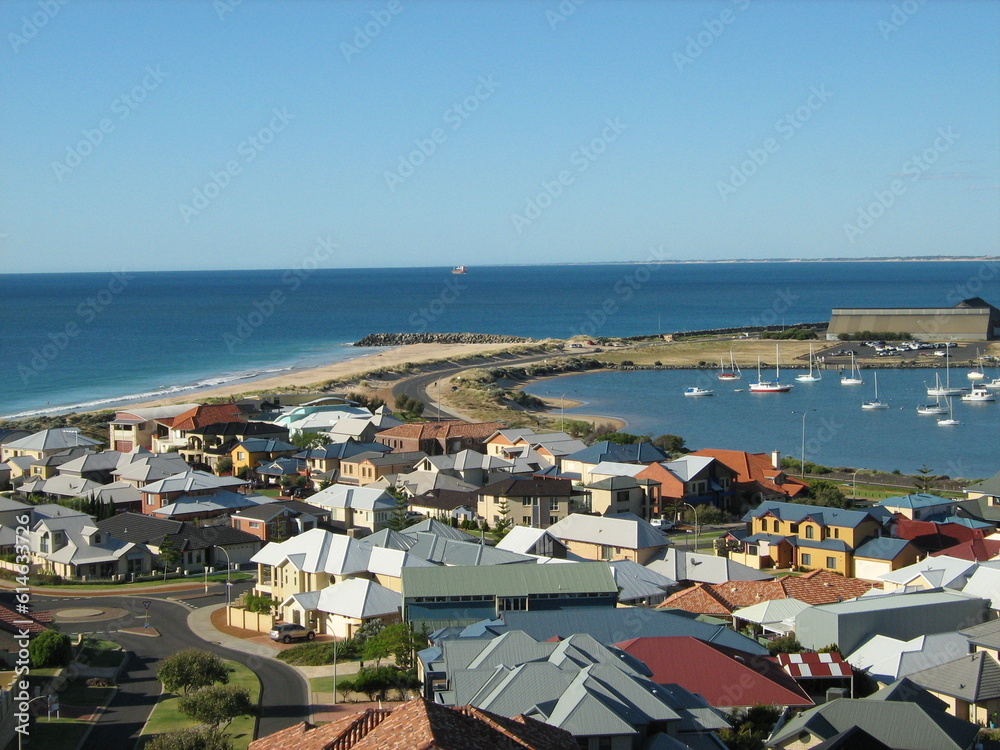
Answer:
[877,493,956,510]
[854,537,913,561]
[744,500,878,529]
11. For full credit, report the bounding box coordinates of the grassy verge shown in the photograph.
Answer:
[3,718,89,750]
[141,660,260,750]
[18,571,253,591]
[77,638,125,669]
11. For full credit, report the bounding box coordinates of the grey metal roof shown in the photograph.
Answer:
[907,651,1000,702]
[497,608,768,655]
[960,617,1000,649]
[608,559,676,603]
[768,698,979,750]
[867,677,950,715]
[854,536,914,560]
[402,518,471,541]
[547,512,669,550]
[402,561,617,599]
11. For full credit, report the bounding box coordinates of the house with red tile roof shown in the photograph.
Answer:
[616,636,813,710]
[150,403,246,458]
[375,421,505,456]
[689,448,808,507]
[657,569,876,619]
[931,535,1000,562]
[247,696,578,750]
[892,516,984,554]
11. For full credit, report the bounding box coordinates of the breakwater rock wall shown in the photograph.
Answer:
[354,332,535,347]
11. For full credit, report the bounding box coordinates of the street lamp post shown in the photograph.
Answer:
[333,636,339,705]
[19,696,52,750]
[682,502,699,553]
[217,546,232,606]
[851,470,860,500]
[792,409,816,481]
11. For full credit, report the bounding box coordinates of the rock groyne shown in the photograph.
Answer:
[354,332,535,347]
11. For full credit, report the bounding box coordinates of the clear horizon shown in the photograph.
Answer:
[3,0,999,273]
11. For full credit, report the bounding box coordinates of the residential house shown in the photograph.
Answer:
[246,696,579,750]
[582,474,659,518]
[794,589,989,654]
[876,555,978,592]
[962,470,1000,522]
[608,560,676,606]
[0,428,102,463]
[545,512,670,564]
[149,403,246,456]
[767,685,981,750]
[387,471,479,499]
[645,547,772,586]
[338,451,426,486]
[293,441,393,486]
[476,478,583,529]
[852,536,922,581]
[401,562,619,629]
[846,632,972,686]
[891,515,995,556]
[112,453,191,488]
[306,484,395,535]
[495,527,570,559]
[731,598,812,638]
[657,569,875,621]
[931,535,1000,562]
[271,400,372,434]
[137,469,249,515]
[877,492,966,521]
[406,489,477,522]
[962,564,1000,613]
[730,500,892,576]
[225,438,298,473]
[422,630,730,748]
[98,512,262,571]
[560,441,668,485]
[321,408,404,444]
[616,636,813,710]
[107,404,199,451]
[230,500,326,542]
[906,651,1000,726]
[30,512,152,579]
[497,431,588,469]
[960,618,1000,662]
[412,449,514,487]
[689,448,808,507]
[375,421,505,456]
[635,454,738,515]
[462,606,768,654]
[281,577,401,638]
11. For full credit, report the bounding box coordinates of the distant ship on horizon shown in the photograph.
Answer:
[452,265,467,274]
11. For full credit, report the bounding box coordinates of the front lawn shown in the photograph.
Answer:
[141,659,260,750]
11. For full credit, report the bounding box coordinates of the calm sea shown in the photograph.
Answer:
[524,367,999,479]
[2,260,998,472]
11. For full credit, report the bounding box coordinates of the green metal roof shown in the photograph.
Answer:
[401,561,617,599]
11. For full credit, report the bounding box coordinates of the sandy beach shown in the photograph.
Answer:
[129,342,532,409]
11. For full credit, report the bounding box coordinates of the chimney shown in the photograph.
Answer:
[771,450,781,469]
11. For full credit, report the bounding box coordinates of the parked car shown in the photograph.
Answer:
[269,622,315,643]
[650,519,675,531]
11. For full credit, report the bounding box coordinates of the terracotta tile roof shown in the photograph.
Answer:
[0,604,52,636]
[691,449,808,497]
[931,536,1000,562]
[616,636,814,708]
[658,570,877,616]
[376,421,505,441]
[248,698,577,750]
[156,403,245,431]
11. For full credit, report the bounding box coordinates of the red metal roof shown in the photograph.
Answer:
[777,651,853,678]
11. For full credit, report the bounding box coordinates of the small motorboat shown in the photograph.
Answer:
[684,387,714,397]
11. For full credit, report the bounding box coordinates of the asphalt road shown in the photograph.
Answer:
[20,585,306,749]
[392,349,562,419]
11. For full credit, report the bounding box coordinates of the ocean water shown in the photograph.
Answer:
[1,260,997,423]
[523,366,1000,479]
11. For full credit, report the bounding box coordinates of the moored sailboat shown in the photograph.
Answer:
[749,346,793,393]
[718,352,741,381]
[795,343,822,382]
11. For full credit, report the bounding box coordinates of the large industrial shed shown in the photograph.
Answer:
[827,297,1000,341]
[795,589,989,653]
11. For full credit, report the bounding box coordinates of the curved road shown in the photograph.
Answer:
[392,349,570,420]
[23,588,307,748]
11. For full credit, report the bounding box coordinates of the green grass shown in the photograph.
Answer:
[58,679,115,708]
[142,660,260,750]
[310,674,355,693]
[77,638,125,669]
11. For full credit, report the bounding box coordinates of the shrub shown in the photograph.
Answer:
[157,649,229,695]
[145,728,233,750]
[29,630,72,668]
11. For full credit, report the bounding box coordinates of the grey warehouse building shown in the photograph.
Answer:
[795,590,989,654]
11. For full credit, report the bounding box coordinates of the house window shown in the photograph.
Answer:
[833,528,839,538]
[237,452,246,461]
[601,545,613,561]
[249,522,260,528]
[789,523,798,534]
[826,557,836,569]
[760,519,768,532]
[801,553,812,566]
[549,516,558,526]
[549,498,560,510]
[522,516,531,525]
[522,498,531,506]
[805,526,815,539]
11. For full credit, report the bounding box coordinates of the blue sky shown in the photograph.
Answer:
[2,0,998,272]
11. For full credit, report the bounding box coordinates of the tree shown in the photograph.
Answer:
[361,622,425,670]
[591,431,649,445]
[913,465,937,493]
[29,630,72,668]
[290,431,333,449]
[494,497,513,536]
[215,457,233,475]
[766,635,803,655]
[145,728,234,750]
[158,536,181,580]
[178,685,256,731]
[652,433,687,456]
[719,705,783,750]
[385,486,411,532]
[157,649,230,695]
[804,480,851,509]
